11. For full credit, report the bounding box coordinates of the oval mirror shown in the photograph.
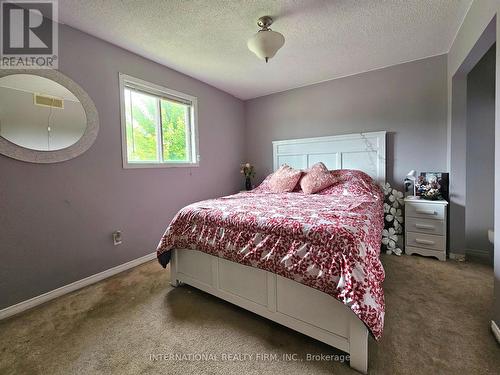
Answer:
[0,70,99,163]
[0,74,86,151]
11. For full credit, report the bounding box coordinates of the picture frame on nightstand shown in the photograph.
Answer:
[415,172,449,201]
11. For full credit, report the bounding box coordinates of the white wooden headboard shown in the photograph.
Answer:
[272,131,386,184]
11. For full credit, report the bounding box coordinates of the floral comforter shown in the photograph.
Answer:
[157,170,385,339]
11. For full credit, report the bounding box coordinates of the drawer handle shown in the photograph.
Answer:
[415,209,437,215]
[415,238,435,245]
[415,223,436,230]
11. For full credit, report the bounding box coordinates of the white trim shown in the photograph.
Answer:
[271,131,387,146]
[118,73,199,169]
[123,161,199,169]
[0,252,157,321]
[491,320,500,344]
[465,248,492,258]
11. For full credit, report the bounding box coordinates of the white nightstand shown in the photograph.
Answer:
[404,197,448,261]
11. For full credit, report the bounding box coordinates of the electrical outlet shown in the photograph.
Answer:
[112,230,122,246]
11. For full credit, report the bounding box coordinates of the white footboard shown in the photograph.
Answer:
[170,249,368,374]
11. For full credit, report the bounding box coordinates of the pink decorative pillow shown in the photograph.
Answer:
[269,165,302,193]
[318,169,381,199]
[300,162,335,194]
[252,172,274,193]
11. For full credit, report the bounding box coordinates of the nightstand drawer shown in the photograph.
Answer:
[405,202,445,220]
[406,217,445,235]
[406,232,445,251]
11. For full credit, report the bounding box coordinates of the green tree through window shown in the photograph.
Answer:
[161,99,188,161]
[125,89,158,162]
[124,86,193,164]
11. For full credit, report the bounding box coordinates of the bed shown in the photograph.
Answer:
[157,131,386,374]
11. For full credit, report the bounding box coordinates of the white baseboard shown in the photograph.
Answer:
[0,252,157,321]
[492,320,500,344]
[466,248,491,258]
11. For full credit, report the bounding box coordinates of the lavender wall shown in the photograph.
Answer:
[447,0,500,332]
[244,55,448,189]
[0,25,245,308]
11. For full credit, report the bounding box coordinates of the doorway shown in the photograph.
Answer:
[465,44,496,265]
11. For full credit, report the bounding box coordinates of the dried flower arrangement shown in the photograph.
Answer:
[381,183,404,256]
[416,173,444,200]
[240,163,256,190]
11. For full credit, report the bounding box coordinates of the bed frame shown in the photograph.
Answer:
[170,131,386,374]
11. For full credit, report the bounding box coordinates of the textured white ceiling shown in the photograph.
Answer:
[58,0,472,100]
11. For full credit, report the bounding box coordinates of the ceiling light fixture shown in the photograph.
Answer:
[247,16,285,63]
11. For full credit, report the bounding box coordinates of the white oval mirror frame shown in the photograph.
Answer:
[0,69,99,163]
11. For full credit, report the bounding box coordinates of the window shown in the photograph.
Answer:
[119,73,198,168]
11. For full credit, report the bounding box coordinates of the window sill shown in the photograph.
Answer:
[123,162,199,169]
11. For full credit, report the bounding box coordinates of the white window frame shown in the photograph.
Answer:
[118,73,199,168]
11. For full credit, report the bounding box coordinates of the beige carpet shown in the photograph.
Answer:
[1,254,498,375]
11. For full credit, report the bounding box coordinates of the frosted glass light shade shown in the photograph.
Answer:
[247,30,285,62]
